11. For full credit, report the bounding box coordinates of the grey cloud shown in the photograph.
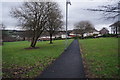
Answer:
[1,0,118,31]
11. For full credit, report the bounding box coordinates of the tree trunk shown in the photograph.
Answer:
[30,36,38,48]
[30,30,43,48]
[81,34,84,39]
[50,33,53,44]
[30,37,34,47]
[116,26,118,35]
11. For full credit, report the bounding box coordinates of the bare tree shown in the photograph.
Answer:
[11,2,50,48]
[45,2,63,44]
[1,23,7,40]
[87,1,120,20]
[0,23,6,30]
[74,21,95,38]
[0,23,6,45]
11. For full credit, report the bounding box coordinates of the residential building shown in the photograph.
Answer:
[83,29,100,37]
[99,27,109,35]
[68,29,81,38]
[109,21,120,34]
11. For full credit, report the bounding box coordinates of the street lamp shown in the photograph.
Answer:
[65,0,71,50]
[118,1,120,21]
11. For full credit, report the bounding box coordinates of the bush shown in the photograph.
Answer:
[54,37,63,40]
[72,36,79,39]
[102,34,118,37]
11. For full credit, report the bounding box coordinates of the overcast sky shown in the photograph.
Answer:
[0,0,119,31]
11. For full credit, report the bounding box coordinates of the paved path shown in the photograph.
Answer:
[37,39,85,78]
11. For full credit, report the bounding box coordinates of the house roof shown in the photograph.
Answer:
[99,27,109,32]
[69,29,79,34]
[94,29,99,32]
[109,21,120,27]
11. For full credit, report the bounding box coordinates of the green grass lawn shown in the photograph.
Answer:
[2,39,73,78]
[79,37,119,78]
[0,46,2,77]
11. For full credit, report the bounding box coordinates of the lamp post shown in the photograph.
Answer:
[118,1,120,21]
[65,0,71,50]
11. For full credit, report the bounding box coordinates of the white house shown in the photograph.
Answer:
[83,30,100,37]
[61,34,66,38]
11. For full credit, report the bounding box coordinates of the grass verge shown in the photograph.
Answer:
[79,37,119,78]
[2,39,73,78]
